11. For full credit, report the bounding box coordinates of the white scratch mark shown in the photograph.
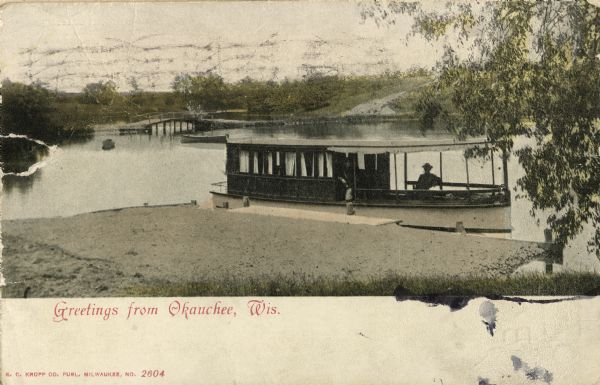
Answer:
[0,134,58,177]
[65,6,102,80]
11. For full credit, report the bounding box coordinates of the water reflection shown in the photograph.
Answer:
[2,171,42,193]
[2,120,435,218]
[2,129,223,219]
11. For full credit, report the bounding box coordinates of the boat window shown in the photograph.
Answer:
[300,152,315,177]
[266,152,273,175]
[239,150,250,173]
[357,152,366,170]
[285,152,296,176]
[315,152,332,178]
[253,152,259,174]
[317,153,325,177]
[300,153,308,177]
[326,152,332,177]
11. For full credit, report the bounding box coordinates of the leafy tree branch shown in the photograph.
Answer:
[360,0,600,255]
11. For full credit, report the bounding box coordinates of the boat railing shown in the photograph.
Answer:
[354,184,508,203]
[214,172,509,205]
[355,187,503,196]
[224,173,337,201]
[405,180,504,189]
[211,181,228,193]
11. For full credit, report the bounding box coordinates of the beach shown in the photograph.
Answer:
[1,205,549,298]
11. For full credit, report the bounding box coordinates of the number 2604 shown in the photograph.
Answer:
[141,370,165,377]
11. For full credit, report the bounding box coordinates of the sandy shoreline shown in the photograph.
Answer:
[1,206,548,297]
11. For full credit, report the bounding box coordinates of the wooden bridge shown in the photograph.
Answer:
[118,112,199,135]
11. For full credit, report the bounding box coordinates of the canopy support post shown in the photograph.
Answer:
[439,152,443,190]
[491,148,496,185]
[502,149,509,191]
[353,155,357,200]
[403,152,408,190]
[465,155,470,190]
[394,152,398,200]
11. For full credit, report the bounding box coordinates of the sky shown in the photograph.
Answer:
[0,1,444,92]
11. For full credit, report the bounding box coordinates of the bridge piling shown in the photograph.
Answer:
[119,112,201,136]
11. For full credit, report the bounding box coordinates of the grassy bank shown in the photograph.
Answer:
[127,272,600,297]
[291,74,430,117]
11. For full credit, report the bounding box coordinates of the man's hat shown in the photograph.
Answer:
[422,163,433,170]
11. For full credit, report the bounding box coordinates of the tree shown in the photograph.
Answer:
[297,74,342,111]
[82,80,119,105]
[2,79,94,142]
[360,1,600,256]
[172,73,229,112]
[1,79,58,140]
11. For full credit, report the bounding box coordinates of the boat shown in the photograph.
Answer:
[102,139,115,150]
[210,137,512,234]
[181,134,228,144]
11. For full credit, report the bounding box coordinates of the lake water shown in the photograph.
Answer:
[2,120,599,272]
[2,120,450,220]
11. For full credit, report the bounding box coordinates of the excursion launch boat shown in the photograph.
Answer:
[210,137,512,234]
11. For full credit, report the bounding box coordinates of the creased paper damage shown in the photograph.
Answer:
[0,134,58,177]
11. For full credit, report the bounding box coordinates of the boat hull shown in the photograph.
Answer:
[210,191,512,235]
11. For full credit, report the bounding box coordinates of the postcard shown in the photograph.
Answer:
[1,1,599,384]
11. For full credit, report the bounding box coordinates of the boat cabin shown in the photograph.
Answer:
[215,137,510,208]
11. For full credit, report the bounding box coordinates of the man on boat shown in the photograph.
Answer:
[340,158,355,199]
[338,158,355,214]
[415,163,442,190]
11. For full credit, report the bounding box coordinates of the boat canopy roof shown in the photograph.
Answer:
[227,137,491,154]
